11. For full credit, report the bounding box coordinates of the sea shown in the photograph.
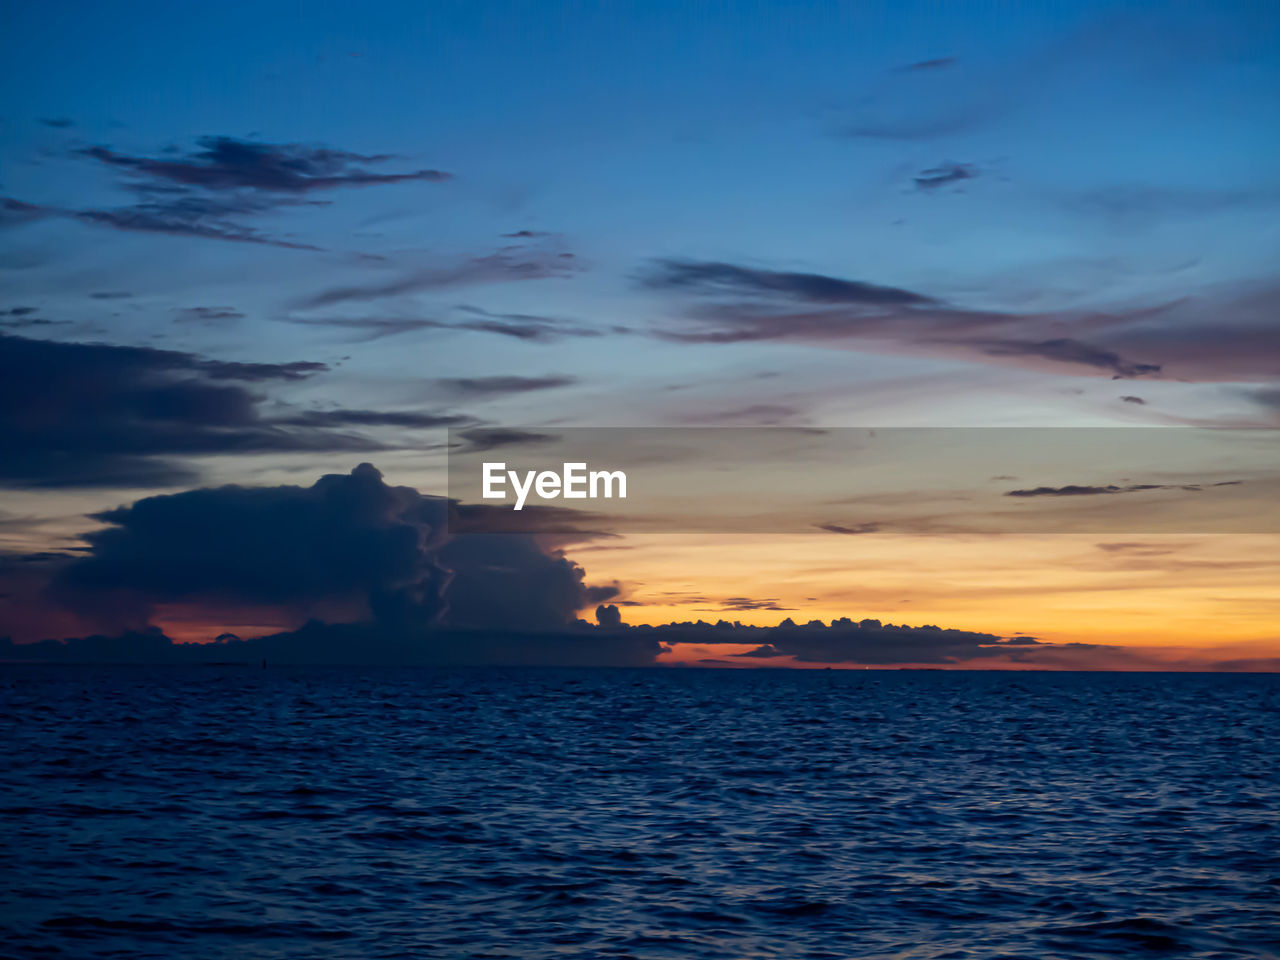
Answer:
[2,666,1277,959]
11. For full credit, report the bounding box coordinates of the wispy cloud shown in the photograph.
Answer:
[438,375,578,397]
[299,250,578,308]
[80,138,450,194]
[914,161,978,191]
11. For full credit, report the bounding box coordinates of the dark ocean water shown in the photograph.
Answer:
[1,667,1277,959]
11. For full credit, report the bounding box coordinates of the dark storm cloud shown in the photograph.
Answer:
[19,465,632,662]
[642,259,936,306]
[298,249,578,309]
[914,161,978,191]
[447,502,616,539]
[80,138,450,194]
[437,375,578,397]
[55,464,444,624]
[0,333,415,488]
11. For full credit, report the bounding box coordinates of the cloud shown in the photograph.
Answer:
[971,338,1162,379]
[717,597,793,611]
[0,308,66,330]
[275,409,472,429]
[0,333,428,488]
[280,307,606,344]
[173,307,245,324]
[684,403,806,426]
[12,465,630,661]
[452,305,610,342]
[453,427,558,453]
[1247,387,1280,413]
[1067,185,1277,230]
[1,197,52,227]
[840,112,987,141]
[40,117,75,128]
[815,522,882,535]
[437,375,578,397]
[642,259,936,306]
[298,250,578,308]
[80,138,450,194]
[5,136,450,251]
[641,259,1197,379]
[278,316,448,341]
[90,292,133,300]
[1121,395,1146,404]
[1095,541,1188,557]
[6,477,1270,670]
[1006,481,1241,497]
[694,618,1012,665]
[914,161,978,191]
[73,201,325,251]
[900,57,957,71]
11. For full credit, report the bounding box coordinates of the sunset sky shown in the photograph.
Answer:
[2,0,1278,669]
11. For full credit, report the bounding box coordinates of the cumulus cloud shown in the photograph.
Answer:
[6,465,637,662]
[44,465,614,631]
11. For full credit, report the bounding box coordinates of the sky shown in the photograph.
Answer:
[2,0,1278,669]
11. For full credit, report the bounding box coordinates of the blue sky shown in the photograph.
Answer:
[2,0,1279,498]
